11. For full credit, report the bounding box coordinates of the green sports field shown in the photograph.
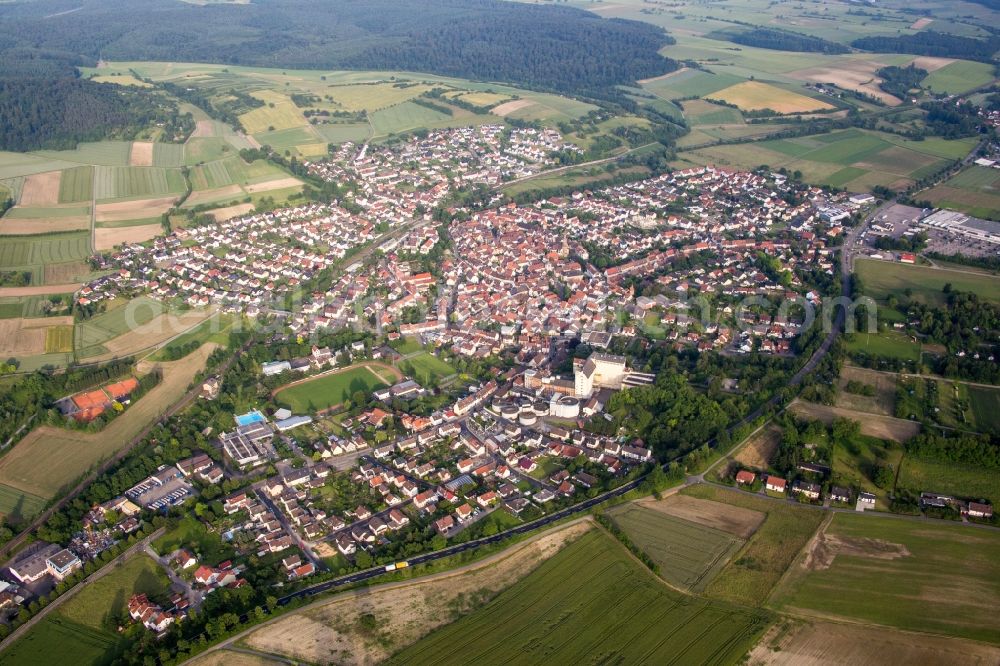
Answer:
[399,352,455,385]
[770,513,1000,643]
[275,364,389,413]
[387,528,771,666]
[607,502,743,592]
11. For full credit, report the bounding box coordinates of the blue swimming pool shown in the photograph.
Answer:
[235,410,265,427]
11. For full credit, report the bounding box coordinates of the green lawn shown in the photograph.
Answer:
[387,529,771,666]
[274,364,388,413]
[608,503,743,592]
[843,330,921,362]
[399,352,455,385]
[856,258,1000,307]
[770,513,1000,643]
[152,515,235,565]
[57,556,171,631]
[681,484,825,607]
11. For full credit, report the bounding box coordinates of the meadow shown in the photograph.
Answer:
[0,483,48,524]
[896,455,1000,505]
[58,166,94,203]
[92,166,186,201]
[921,60,996,94]
[153,515,235,564]
[398,352,455,385]
[921,165,1000,220]
[0,233,92,283]
[388,529,771,666]
[1,615,123,666]
[274,364,393,413]
[607,502,743,592]
[770,513,1000,643]
[58,555,171,631]
[74,297,166,352]
[680,484,825,607]
[843,330,921,362]
[968,385,1000,433]
[855,258,1000,307]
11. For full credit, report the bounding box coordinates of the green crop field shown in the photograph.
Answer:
[968,385,1000,433]
[681,99,743,126]
[74,297,165,349]
[316,123,371,144]
[642,68,745,100]
[33,141,133,167]
[0,233,91,273]
[388,529,771,666]
[770,513,1000,643]
[921,166,1000,220]
[399,352,455,385]
[275,364,390,413]
[147,313,233,361]
[241,91,308,135]
[93,166,186,201]
[370,101,454,136]
[922,60,996,94]
[152,142,186,168]
[896,455,1000,505]
[2,615,123,666]
[45,325,74,353]
[855,259,1000,307]
[681,485,825,607]
[607,503,743,592]
[0,483,47,524]
[58,166,94,203]
[184,138,234,165]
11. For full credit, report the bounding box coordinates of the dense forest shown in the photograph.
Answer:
[853,31,1000,63]
[0,0,677,101]
[723,27,848,54]
[876,64,928,99]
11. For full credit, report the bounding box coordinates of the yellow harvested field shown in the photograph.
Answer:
[244,177,302,194]
[492,99,535,117]
[243,520,593,665]
[18,171,62,206]
[0,343,218,499]
[240,91,307,134]
[326,83,432,112]
[711,81,833,114]
[0,283,80,297]
[0,318,53,357]
[95,223,162,250]
[0,215,90,235]
[787,60,901,105]
[97,307,215,358]
[295,142,330,157]
[908,56,954,72]
[210,203,254,221]
[185,185,244,206]
[748,619,1000,666]
[734,425,781,471]
[95,196,176,223]
[129,141,154,167]
[789,400,921,442]
[639,495,765,539]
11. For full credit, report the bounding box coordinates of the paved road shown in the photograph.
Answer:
[0,527,165,654]
[145,544,204,611]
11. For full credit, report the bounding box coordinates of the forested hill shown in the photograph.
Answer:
[0,0,678,97]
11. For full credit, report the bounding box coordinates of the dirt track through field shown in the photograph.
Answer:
[18,171,62,206]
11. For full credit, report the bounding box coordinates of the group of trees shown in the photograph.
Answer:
[876,64,928,99]
[905,432,1000,469]
[852,31,1000,63]
[725,27,848,54]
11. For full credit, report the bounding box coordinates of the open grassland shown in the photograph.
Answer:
[370,101,455,136]
[641,68,745,100]
[2,614,123,666]
[74,297,165,350]
[770,513,1000,643]
[80,307,216,360]
[681,484,825,607]
[921,60,996,94]
[399,352,455,384]
[57,555,171,631]
[0,152,78,181]
[0,233,91,281]
[93,166,186,201]
[326,82,433,112]
[33,141,132,167]
[0,483,47,524]
[315,123,371,144]
[681,99,743,126]
[835,365,896,415]
[790,400,920,442]
[152,142,186,168]
[921,165,1000,220]
[856,258,1000,307]
[844,329,921,363]
[58,166,94,203]
[89,72,152,88]
[748,618,1000,666]
[241,90,308,134]
[897,455,1000,505]
[710,81,832,114]
[607,502,744,592]
[387,529,771,666]
[147,312,233,361]
[243,521,593,665]
[0,343,217,500]
[274,363,397,413]
[968,385,1000,434]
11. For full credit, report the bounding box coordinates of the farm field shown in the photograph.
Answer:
[921,60,996,94]
[386,528,771,666]
[835,365,896,415]
[843,330,921,363]
[680,99,743,126]
[274,363,399,413]
[191,652,283,666]
[789,400,921,442]
[0,343,217,500]
[968,385,1000,434]
[709,81,832,113]
[770,513,1000,643]
[747,618,1000,666]
[855,258,1000,307]
[0,483,47,524]
[242,521,593,665]
[147,312,234,361]
[1,615,123,666]
[94,223,163,251]
[74,297,166,352]
[92,166,186,201]
[680,484,825,607]
[58,166,94,203]
[607,501,744,592]
[0,233,92,284]
[676,129,975,192]
[920,165,1000,220]
[240,90,308,135]
[896,455,1000,506]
